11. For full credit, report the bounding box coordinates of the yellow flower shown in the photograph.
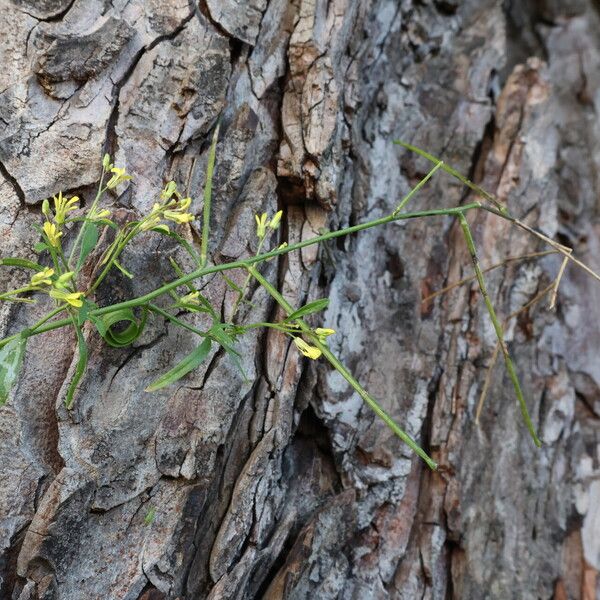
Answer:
[30,267,54,287]
[269,210,283,230]
[164,197,194,224]
[49,289,84,308]
[43,221,62,247]
[255,213,268,239]
[106,167,131,189]
[315,328,335,342]
[88,207,111,221]
[163,210,194,224]
[53,192,79,224]
[293,337,322,360]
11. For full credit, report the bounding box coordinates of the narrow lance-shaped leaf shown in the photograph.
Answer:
[146,337,212,392]
[0,335,27,405]
[210,322,247,381]
[66,324,88,409]
[284,298,329,322]
[200,121,220,268]
[76,222,99,271]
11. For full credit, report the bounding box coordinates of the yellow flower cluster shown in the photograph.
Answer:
[140,181,195,232]
[42,222,62,248]
[40,191,81,248]
[42,191,80,225]
[49,288,84,308]
[27,268,84,307]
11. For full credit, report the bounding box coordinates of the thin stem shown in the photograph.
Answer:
[90,228,137,293]
[0,203,485,345]
[30,305,67,331]
[458,213,541,447]
[549,251,571,310]
[0,286,35,301]
[393,161,444,215]
[422,250,558,303]
[0,305,66,349]
[247,265,438,470]
[480,206,600,284]
[397,142,600,287]
[395,140,508,214]
[200,122,220,268]
[475,282,555,423]
[229,236,266,323]
[147,303,210,339]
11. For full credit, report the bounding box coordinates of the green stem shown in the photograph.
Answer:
[0,306,66,349]
[4,202,483,344]
[90,227,138,292]
[393,161,444,215]
[0,286,34,301]
[394,141,509,214]
[147,303,209,339]
[458,213,542,447]
[230,236,266,322]
[247,265,438,470]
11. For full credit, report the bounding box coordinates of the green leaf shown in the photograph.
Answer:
[144,508,156,525]
[77,299,98,327]
[284,298,329,322]
[0,335,27,405]
[209,323,240,357]
[66,325,88,409]
[34,242,49,253]
[0,258,44,271]
[209,323,247,380]
[146,337,212,392]
[93,307,147,348]
[89,313,107,337]
[223,275,243,294]
[76,222,99,271]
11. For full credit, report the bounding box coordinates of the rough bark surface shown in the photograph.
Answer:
[1,0,600,598]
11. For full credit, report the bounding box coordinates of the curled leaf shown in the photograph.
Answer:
[93,307,147,348]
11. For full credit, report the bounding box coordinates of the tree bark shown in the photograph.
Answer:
[1,0,600,599]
